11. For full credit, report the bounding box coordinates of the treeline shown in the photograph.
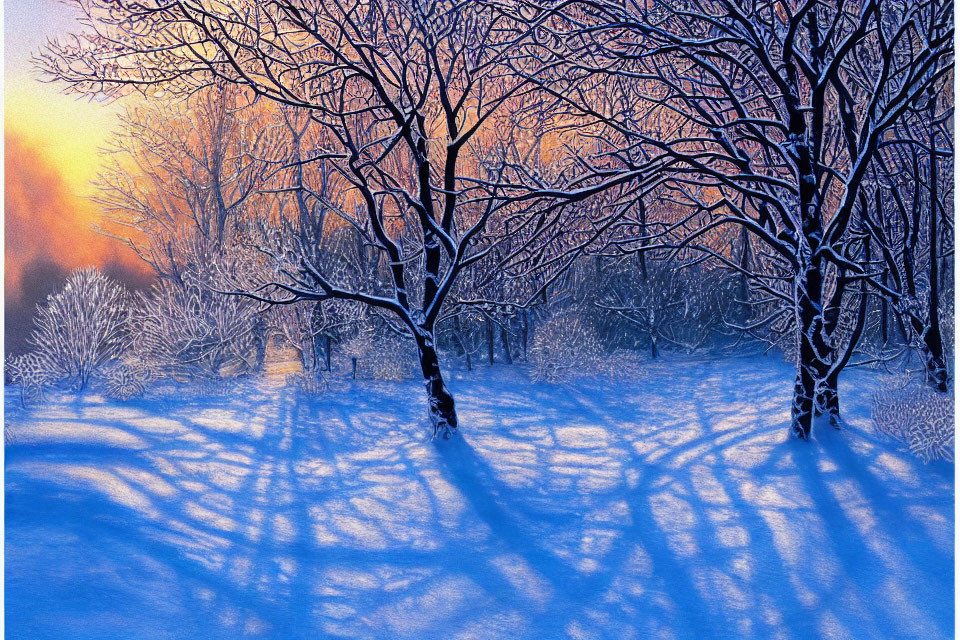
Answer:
[7,240,949,410]
[18,0,953,441]
[9,252,738,401]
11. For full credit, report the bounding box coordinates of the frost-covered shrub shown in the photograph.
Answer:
[371,334,416,381]
[102,364,150,401]
[338,330,416,381]
[29,268,128,390]
[6,353,53,407]
[939,299,954,372]
[286,372,327,396]
[873,375,954,463]
[529,310,604,382]
[129,279,260,380]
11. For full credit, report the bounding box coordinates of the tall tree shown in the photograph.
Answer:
[95,84,275,280]
[41,0,643,436]
[519,0,953,438]
[860,90,954,389]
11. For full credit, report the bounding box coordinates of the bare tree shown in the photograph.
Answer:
[519,0,953,438]
[41,0,642,436]
[862,93,953,391]
[95,84,276,280]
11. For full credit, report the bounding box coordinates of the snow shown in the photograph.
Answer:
[5,356,953,639]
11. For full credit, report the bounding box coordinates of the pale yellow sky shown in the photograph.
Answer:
[5,0,150,325]
[6,87,121,194]
[6,0,122,194]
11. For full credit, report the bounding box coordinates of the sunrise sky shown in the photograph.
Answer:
[5,0,152,352]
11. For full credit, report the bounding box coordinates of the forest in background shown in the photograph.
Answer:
[4,0,953,454]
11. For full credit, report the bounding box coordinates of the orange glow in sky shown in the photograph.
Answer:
[5,0,150,303]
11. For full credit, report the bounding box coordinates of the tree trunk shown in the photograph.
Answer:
[301,344,314,374]
[919,325,948,392]
[453,315,471,371]
[792,261,831,439]
[924,104,948,393]
[637,200,648,280]
[650,336,658,359]
[500,324,513,365]
[785,66,831,440]
[521,311,529,361]
[324,335,332,372]
[414,328,458,437]
[738,226,752,321]
[901,303,948,392]
[880,269,889,344]
[486,319,494,365]
[310,303,324,371]
[791,347,816,441]
[817,371,841,429]
[816,241,870,430]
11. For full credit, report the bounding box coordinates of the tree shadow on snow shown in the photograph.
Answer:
[4,358,954,640]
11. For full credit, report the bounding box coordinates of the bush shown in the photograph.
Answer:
[529,310,604,382]
[128,279,260,381]
[6,353,53,407]
[286,371,327,395]
[102,363,150,401]
[339,330,416,381]
[873,375,954,463]
[29,268,128,390]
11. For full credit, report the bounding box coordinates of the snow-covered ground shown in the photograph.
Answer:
[4,356,953,639]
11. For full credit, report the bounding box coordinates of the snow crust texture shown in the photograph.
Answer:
[5,356,953,639]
